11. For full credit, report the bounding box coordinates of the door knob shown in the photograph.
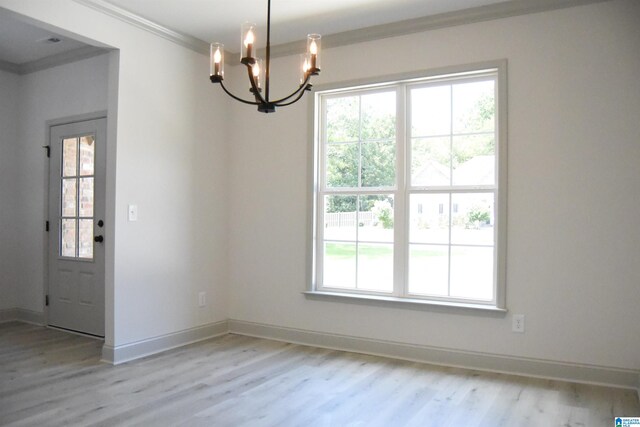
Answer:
[94,235,104,243]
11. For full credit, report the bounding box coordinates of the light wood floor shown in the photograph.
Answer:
[1,322,638,426]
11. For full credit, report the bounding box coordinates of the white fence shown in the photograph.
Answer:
[325,211,375,227]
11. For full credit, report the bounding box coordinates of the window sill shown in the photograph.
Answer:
[303,291,507,316]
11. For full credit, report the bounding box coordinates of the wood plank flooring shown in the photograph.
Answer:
[1,321,638,426]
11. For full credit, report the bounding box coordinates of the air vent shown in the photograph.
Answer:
[38,37,62,44]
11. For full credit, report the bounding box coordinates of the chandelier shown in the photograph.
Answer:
[209,0,321,113]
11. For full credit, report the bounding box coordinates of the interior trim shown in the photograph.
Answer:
[100,320,229,364]
[0,308,45,325]
[73,0,209,54]
[73,0,611,58]
[228,319,640,390]
[0,46,108,75]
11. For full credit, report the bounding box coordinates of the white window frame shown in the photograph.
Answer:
[307,61,507,313]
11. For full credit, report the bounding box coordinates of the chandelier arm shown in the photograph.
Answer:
[270,75,311,104]
[273,84,311,107]
[219,80,261,106]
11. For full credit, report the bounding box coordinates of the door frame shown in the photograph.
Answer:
[44,111,107,336]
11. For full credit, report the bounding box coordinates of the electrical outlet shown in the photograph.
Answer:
[512,314,525,333]
[128,204,138,221]
[198,292,206,307]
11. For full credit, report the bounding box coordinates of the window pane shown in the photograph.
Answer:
[79,135,95,176]
[323,242,356,289]
[411,85,451,137]
[326,143,358,188]
[360,91,396,141]
[452,134,495,186]
[411,137,450,186]
[451,193,494,245]
[326,96,359,143]
[450,246,494,300]
[452,80,495,134]
[62,138,77,177]
[61,179,77,217]
[61,219,76,257]
[324,195,357,241]
[357,243,393,292]
[408,244,448,296]
[358,195,393,243]
[78,219,93,259]
[79,177,94,217]
[361,141,395,187]
[409,194,449,244]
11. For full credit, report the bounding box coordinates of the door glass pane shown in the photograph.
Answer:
[79,177,94,217]
[61,219,76,257]
[79,135,95,176]
[61,179,77,217]
[78,219,93,259]
[323,242,356,289]
[62,138,77,177]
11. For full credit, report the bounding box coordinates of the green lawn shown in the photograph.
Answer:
[326,242,443,258]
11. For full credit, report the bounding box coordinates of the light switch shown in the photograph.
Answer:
[128,204,138,221]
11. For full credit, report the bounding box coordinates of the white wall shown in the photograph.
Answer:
[0,0,230,348]
[227,0,640,371]
[0,69,20,310]
[13,54,110,312]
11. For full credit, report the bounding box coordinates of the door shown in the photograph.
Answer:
[48,118,106,337]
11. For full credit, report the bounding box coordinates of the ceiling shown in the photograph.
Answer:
[0,11,89,64]
[101,0,510,50]
[1,0,601,72]
[0,9,108,74]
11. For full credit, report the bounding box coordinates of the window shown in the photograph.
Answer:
[312,63,506,309]
[60,135,96,260]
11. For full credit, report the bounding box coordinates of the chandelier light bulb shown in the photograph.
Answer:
[213,48,221,64]
[310,40,317,55]
[244,29,255,47]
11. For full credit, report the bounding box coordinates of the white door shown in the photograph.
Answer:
[48,118,106,337]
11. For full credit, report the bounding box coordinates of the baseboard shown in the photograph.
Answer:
[101,320,229,365]
[0,308,45,325]
[228,319,640,390]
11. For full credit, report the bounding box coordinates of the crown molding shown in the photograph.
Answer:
[266,0,612,58]
[20,45,109,74]
[72,0,210,55]
[0,46,109,75]
[74,0,611,60]
[0,59,21,74]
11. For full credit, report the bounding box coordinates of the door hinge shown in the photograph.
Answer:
[43,145,50,158]
[45,295,49,306]
[45,221,49,232]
